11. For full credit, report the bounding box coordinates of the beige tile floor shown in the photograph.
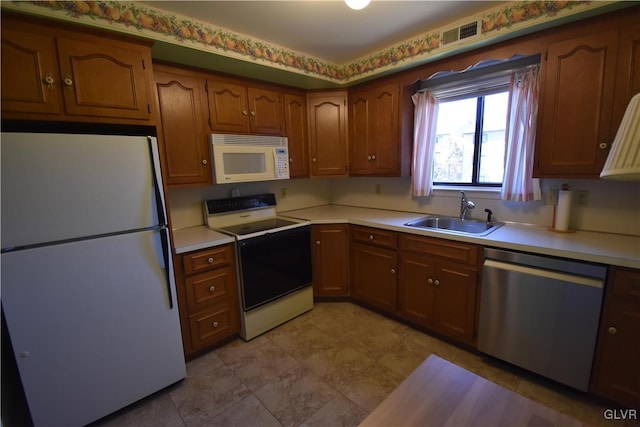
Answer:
[95,302,635,427]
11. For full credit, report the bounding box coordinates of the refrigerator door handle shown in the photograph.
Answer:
[160,227,174,309]
[148,136,168,226]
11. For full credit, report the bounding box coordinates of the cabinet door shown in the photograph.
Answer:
[349,91,371,174]
[431,261,478,344]
[535,31,618,177]
[56,37,151,120]
[398,251,435,327]
[370,83,400,174]
[206,80,249,133]
[612,23,640,133]
[591,267,640,408]
[248,87,284,135]
[155,71,211,186]
[1,27,63,115]
[284,93,310,178]
[351,242,397,312]
[312,224,349,297]
[308,92,349,177]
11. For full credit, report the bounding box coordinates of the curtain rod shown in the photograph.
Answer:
[419,54,542,92]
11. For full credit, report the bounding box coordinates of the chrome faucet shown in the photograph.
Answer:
[460,191,475,220]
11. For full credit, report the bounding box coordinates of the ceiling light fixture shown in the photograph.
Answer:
[345,0,371,10]
[600,92,640,180]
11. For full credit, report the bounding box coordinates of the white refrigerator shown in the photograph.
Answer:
[1,132,186,426]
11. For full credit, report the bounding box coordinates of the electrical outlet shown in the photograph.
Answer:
[545,189,559,205]
[280,188,287,198]
[375,183,381,194]
[575,190,589,207]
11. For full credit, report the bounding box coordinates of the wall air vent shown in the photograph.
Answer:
[440,20,480,47]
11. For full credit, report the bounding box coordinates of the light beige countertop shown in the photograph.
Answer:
[281,204,640,269]
[172,226,235,254]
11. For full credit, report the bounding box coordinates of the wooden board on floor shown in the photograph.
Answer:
[359,355,586,427]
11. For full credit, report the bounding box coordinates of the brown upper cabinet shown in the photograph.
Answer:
[307,91,349,177]
[154,65,211,187]
[205,79,285,135]
[534,22,640,178]
[1,14,153,123]
[284,92,310,178]
[349,82,409,176]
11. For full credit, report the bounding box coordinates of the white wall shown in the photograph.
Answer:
[168,175,640,236]
[329,176,640,236]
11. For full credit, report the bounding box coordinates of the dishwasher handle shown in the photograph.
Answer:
[484,259,604,289]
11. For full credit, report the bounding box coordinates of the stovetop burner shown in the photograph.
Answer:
[219,218,299,236]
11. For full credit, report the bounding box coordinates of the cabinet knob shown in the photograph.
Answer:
[599,142,608,150]
[368,234,374,240]
[367,155,372,161]
[63,74,73,91]
[250,111,256,117]
[312,157,317,163]
[209,286,216,292]
[202,159,208,165]
[371,154,376,160]
[289,158,294,163]
[608,326,617,334]
[434,280,440,286]
[390,268,396,274]
[207,257,214,264]
[427,278,433,284]
[211,321,219,328]
[242,110,248,116]
[315,240,321,245]
[44,72,55,90]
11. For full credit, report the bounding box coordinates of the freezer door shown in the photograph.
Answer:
[1,230,185,427]
[1,133,163,249]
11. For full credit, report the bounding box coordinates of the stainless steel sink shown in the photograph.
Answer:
[404,216,504,236]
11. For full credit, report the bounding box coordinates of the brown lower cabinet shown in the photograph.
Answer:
[175,244,240,358]
[590,266,640,408]
[312,224,350,297]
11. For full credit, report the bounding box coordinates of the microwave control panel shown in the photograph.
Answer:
[275,148,289,178]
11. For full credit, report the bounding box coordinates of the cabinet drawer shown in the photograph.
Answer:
[188,302,239,349]
[183,245,234,275]
[610,267,640,300]
[352,226,397,249]
[400,234,479,266]
[185,266,236,312]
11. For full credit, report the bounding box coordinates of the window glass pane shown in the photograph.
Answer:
[433,98,476,183]
[479,91,508,184]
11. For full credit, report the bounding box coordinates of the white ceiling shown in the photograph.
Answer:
[141,1,502,64]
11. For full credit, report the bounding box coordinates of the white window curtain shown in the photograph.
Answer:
[501,66,542,201]
[411,90,438,196]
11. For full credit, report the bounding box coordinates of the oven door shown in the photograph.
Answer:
[237,225,311,310]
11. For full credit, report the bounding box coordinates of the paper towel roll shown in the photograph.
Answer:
[554,190,573,231]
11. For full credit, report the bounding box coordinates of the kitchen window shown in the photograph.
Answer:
[412,54,542,201]
[433,90,509,186]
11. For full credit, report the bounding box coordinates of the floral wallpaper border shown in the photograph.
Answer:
[4,0,616,84]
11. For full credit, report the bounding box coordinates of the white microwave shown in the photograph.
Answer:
[209,133,290,184]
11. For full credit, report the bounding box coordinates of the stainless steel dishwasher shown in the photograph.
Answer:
[478,247,607,391]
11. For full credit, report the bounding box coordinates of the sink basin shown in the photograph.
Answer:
[405,216,504,236]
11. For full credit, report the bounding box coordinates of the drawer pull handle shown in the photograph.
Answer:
[207,257,214,264]
[209,286,216,292]
[315,240,321,245]
[368,235,374,240]
[608,326,617,334]
[211,321,219,328]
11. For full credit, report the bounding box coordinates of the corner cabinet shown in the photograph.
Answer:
[591,266,640,408]
[350,226,398,312]
[205,79,285,135]
[312,224,349,297]
[174,244,240,359]
[398,234,481,345]
[534,21,640,178]
[307,91,349,177]
[349,82,408,176]
[154,65,211,186]
[1,14,153,124]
